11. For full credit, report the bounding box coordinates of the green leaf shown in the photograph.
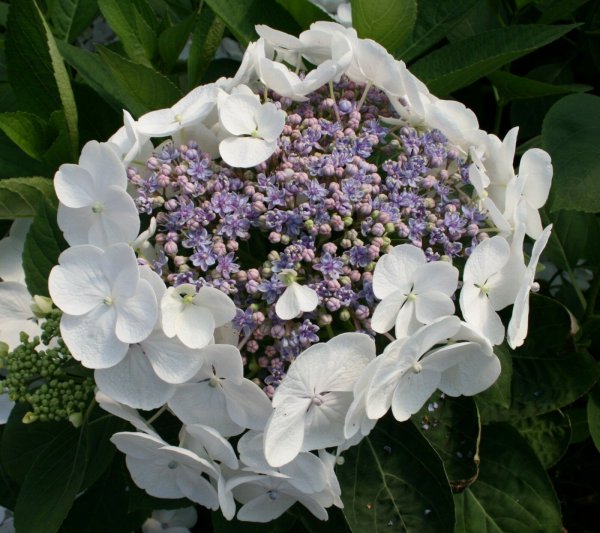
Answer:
[396,0,479,62]
[566,406,590,443]
[588,384,600,452]
[542,93,600,213]
[58,42,148,117]
[454,423,562,533]
[0,132,51,178]
[512,410,572,467]
[6,0,78,158]
[489,71,591,102]
[474,345,512,421]
[276,0,329,29]
[158,13,197,72]
[97,0,155,66]
[0,112,48,160]
[187,8,226,88]
[337,415,454,532]
[481,296,599,421]
[203,0,301,46]
[0,404,66,484]
[411,24,578,96]
[537,0,590,24]
[351,0,417,53]
[97,46,183,115]
[13,420,87,533]
[50,0,99,42]
[62,458,130,533]
[414,395,480,490]
[22,200,68,297]
[0,177,56,219]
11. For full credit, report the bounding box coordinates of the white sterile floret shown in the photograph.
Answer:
[264,333,375,468]
[111,432,220,509]
[0,282,41,351]
[180,424,239,470]
[168,344,272,437]
[504,148,553,239]
[459,235,521,345]
[55,140,140,249]
[136,83,218,137]
[95,391,160,437]
[48,243,157,368]
[275,269,319,320]
[218,91,286,168]
[107,110,153,165]
[371,244,459,339]
[161,284,236,349]
[0,218,31,284]
[142,507,197,533]
[508,224,553,348]
[366,316,471,422]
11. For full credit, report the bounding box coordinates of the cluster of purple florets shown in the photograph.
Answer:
[128,77,489,393]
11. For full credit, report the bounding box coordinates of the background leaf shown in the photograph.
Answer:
[512,410,572,467]
[337,415,454,532]
[203,0,301,46]
[0,177,56,219]
[588,384,600,452]
[542,93,600,213]
[414,395,480,490]
[411,24,577,96]
[351,0,417,53]
[49,0,100,42]
[187,8,226,88]
[0,112,48,160]
[454,424,562,533]
[488,71,591,102]
[22,200,68,297]
[397,0,479,62]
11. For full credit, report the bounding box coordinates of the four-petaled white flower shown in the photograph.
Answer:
[508,224,553,348]
[49,243,157,368]
[142,507,197,533]
[459,236,521,345]
[111,432,220,509]
[161,284,236,349]
[168,344,272,437]
[55,140,140,249]
[264,332,375,467]
[274,269,319,320]
[218,90,286,168]
[371,244,459,339]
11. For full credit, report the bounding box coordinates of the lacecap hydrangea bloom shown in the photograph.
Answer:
[47,21,553,522]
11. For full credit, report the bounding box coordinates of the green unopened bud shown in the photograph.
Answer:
[31,295,53,318]
[304,219,314,230]
[68,412,83,428]
[338,276,351,286]
[339,309,351,322]
[382,236,392,247]
[343,216,353,227]
[22,411,38,424]
[371,210,380,220]
[384,222,395,234]
[280,234,290,245]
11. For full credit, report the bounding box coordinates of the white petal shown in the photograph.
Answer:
[302,391,352,451]
[181,424,239,469]
[222,378,272,430]
[54,164,97,208]
[49,245,106,315]
[219,137,277,168]
[255,102,286,142]
[237,492,295,522]
[264,398,310,467]
[275,282,319,320]
[219,94,260,135]
[78,140,127,190]
[57,204,95,247]
[370,291,406,333]
[95,391,159,436]
[391,368,441,422]
[177,304,215,349]
[463,236,510,284]
[86,187,140,249]
[202,344,244,381]
[459,286,505,345]
[168,383,244,437]
[412,261,459,295]
[61,306,128,368]
[193,286,237,327]
[414,291,454,324]
[100,242,140,298]
[438,345,501,397]
[136,109,179,137]
[520,148,552,209]
[95,346,175,410]
[115,279,157,344]
[143,329,205,384]
[372,244,424,298]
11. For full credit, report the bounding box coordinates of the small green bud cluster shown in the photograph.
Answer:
[1,309,94,425]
